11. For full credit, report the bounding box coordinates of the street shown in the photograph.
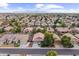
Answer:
[0,48,79,55]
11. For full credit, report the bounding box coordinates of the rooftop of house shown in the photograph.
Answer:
[56,27,70,32]
[33,32,44,42]
[0,34,29,42]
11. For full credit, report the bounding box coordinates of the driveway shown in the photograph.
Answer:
[32,42,40,48]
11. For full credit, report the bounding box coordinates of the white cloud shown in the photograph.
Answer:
[45,4,64,9]
[7,7,26,13]
[1,8,79,13]
[42,9,79,13]
[0,3,9,10]
[0,0,78,3]
[35,4,79,13]
[35,4,64,9]
[0,3,79,13]
[0,6,26,13]
[35,4,44,8]
[0,3,8,8]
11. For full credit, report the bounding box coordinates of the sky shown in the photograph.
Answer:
[0,3,79,13]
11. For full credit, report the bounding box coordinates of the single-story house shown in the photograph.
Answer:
[36,27,44,30]
[53,33,63,48]
[15,34,29,44]
[55,27,70,34]
[0,20,3,26]
[23,27,33,33]
[4,26,13,32]
[47,27,54,33]
[33,32,44,42]
[32,32,44,47]
[53,33,61,42]
[0,34,29,47]
[74,34,79,43]
[70,28,79,34]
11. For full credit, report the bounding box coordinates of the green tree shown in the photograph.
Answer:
[36,29,42,33]
[76,23,79,27]
[61,36,73,48]
[0,27,5,33]
[41,27,47,33]
[8,19,16,26]
[46,50,57,56]
[53,19,59,28]
[41,32,54,47]
[12,26,21,33]
[58,20,66,27]
[31,28,36,34]
[14,41,20,47]
[54,19,59,25]
[15,26,21,33]
[60,21,66,27]
[17,40,20,44]
[69,23,76,28]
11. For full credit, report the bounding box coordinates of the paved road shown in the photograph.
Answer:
[0,48,79,55]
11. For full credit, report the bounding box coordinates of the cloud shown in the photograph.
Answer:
[0,0,78,3]
[34,4,79,13]
[42,9,79,13]
[7,7,26,13]
[35,4,44,8]
[0,3,10,11]
[0,3,8,8]
[45,4,64,9]
[0,6,26,13]
[0,3,79,13]
[35,4,64,9]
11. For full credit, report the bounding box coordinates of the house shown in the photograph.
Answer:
[4,26,13,32]
[1,34,15,44]
[32,32,44,47]
[71,28,79,34]
[55,27,70,34]
[0,20,3,26]
[53,33,61,42]
[33,32,44,42]
[47,27,54,33]
[15,34,29,48]
[15,34,29,43]
[0,34,15,47]
[0,34,29,47]
[36,27,44,30]
[53,33,63,48]
[74,34,79,43]
[23,27,33,33]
